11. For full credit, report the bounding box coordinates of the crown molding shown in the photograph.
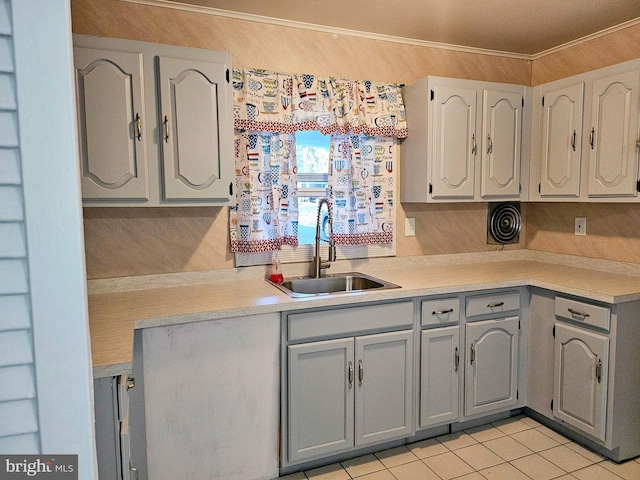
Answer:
[531,17,640,60]
[120,0,640,61]
[119,0,531,59]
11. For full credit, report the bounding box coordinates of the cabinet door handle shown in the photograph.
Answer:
[432,308,454,315]
[358,359,363,386]
[487,301,504,308]
[454,347,459,372]
[164,115,170,143]
[348,361,354,389]
[571,130,576,151]
[590,127,595,149]
[487,134,493,154]
[471,133,477,155]
[595,358,602,383]
[135,113,142,141]
[470,344,475,365]
[568,307,590,319]
[126,376,135,390]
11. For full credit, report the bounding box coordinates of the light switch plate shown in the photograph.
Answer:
[405,217,416,236]
[575,217,586,236]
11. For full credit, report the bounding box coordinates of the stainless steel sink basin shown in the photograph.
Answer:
[267,272,400,297]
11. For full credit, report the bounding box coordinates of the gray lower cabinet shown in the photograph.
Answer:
[284,301,414,467]
[554,322,609,441]
[287,330,413,463]
[93,375,135,480]
[465,317,520,417]
[420,326,460,428]
[528,290,640,462]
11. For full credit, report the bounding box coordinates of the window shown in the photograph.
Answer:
[296,130,330,245]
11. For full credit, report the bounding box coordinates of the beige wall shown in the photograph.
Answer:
[72,0,640,278]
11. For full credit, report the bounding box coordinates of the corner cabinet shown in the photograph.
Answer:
[73,35,234,206]
[401,76,529,202]
[283,302,414,467]
[530,60,640,202]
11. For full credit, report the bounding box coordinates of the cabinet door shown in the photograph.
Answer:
[355,330,413,446]
[540,83,584,197]
[158,56,232,201]
[465,317,519,417]
[431,86,477,199]
[481,90,522,198]
[554,323,609,441]
[74,48,149,200]
[288,338,354,462]
[420,326,460,428]
[588,70,640,197]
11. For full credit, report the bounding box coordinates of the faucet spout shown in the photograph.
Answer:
[312,198,335,278]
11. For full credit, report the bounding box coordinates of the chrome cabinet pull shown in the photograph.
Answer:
[163,115,170,143]
[596,358,602,383]
[590,127,595,149]
[135,113,142,141]
[130,466,138,480]
[432,308,454,315]
[568,307,590,319]
[470,344,475,365]
[487,301,504,308]
[487,134,493,154]
[348,361,353,389]
[471,133,477,155]
[571,130,576,151]
[358,359,363,386]
[454,347,459,372]
[126,376,135,390]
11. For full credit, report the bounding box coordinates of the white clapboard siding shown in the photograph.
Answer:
[0,0,39,451]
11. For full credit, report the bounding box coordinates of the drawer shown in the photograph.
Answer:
[465,290,520,318]
[421,297,460,327]
[555,296,610,331]
[288,301,414,341]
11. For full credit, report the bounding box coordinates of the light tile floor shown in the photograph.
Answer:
[276,415,640,480]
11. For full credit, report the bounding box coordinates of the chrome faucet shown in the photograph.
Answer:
[312,198,336,278]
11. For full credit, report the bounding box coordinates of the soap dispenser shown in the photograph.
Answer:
[269,251,283,284]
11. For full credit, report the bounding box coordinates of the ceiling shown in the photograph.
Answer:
[161,0,640,56]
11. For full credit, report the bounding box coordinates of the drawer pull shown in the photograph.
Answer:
[348,361,354,389]
[432,308,454,315]
[487,301,504,308]
[596,358,602,383]
[568,307,590,319]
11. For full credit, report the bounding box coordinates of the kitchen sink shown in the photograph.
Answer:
[267,272,400,297]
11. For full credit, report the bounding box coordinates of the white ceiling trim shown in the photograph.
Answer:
[121,0,640,61]
[119,0,530,59]
[531,17,640,60]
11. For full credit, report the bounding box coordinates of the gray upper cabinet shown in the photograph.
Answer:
[75,48,149,201]
[530,59,640,202]
[401,76,527,203]
[587,70,640,198]
[539,83,584,197]
[73,35,234,206]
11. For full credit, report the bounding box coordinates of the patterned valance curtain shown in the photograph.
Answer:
[230,68,406,254]
[232,68,408,138]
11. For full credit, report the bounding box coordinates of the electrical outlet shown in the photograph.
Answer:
[405,217,416,237]
[575,217,586,236]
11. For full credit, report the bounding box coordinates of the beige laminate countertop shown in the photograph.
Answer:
[88,254,640,378]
